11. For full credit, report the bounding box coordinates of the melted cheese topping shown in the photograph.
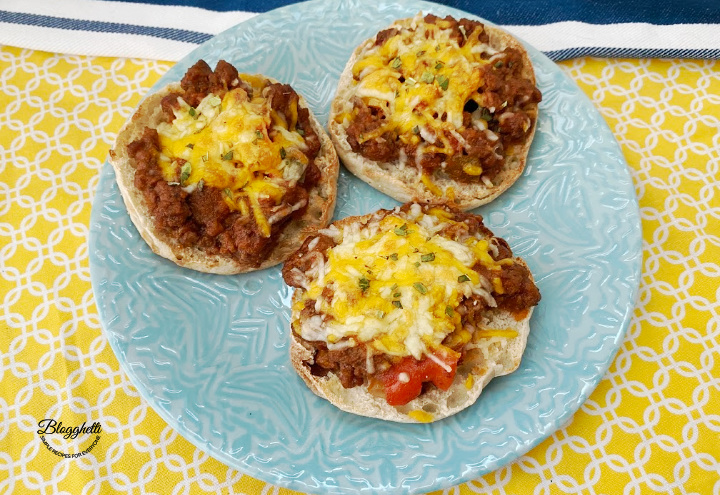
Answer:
[155,75,309,237]
[294,207,512,360]
[336,13,500,165]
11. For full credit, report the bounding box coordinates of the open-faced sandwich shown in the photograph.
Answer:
[329,13,541,209]
[282,203,541,422]
[109,59,339,273]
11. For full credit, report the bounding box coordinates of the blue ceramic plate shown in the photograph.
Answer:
[89,0,642,493]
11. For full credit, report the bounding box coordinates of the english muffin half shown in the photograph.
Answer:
[282,203,541,422]
[329,13,541,209]
[110,59,339,274]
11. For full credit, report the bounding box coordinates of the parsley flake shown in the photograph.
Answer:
[413,282,428,294]
[437,74,449,91]
[391,57,402,69]
[188,107,197,118]
[221,150,234,161]
[458,274,471,283]
[186,143,194,149]
[280,147,287,159]
[394,223,409,236]
[392,300,403,309]
[180,162,192,184]
[389,253,399,261]
[420,71,434,84]
[435,62,444,70]
[445,305,455,317]
[359,276,370,293]
[421,253,435,262]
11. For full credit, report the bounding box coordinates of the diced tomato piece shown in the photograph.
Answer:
[381,351,460,406]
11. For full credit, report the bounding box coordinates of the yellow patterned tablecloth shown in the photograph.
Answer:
[1,45,718,494]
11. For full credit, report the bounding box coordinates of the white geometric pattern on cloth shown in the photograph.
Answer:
[1,46,719,494]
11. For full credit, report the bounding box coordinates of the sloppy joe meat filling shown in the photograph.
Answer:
[126,60,322,266]
[282,204,541,393]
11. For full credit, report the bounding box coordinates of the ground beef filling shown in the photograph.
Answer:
[345,14,542,184]
[283,205,541,391]
[127,60,322,266]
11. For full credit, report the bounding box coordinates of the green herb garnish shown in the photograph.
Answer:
[359,276,370,293]
[421,253,435,262]
[420,71,434,84]
[255,130,264,140]
[394,224,409,236]
[180,162,192,184]
[186,143,194,149]
[391,57,402,69]
[437,74,449,91]
[393,292,401,298]
[445,305,454,317]
[389,253,399,261]
[413,282,428,294]
[188,107,197,118]
[224,188,233,199]
[280,147,287,159]
[221,150,234,161]
[392,300,403,309]
[197,179,204,191]
[435,62,444,70]
[458,274,471,283]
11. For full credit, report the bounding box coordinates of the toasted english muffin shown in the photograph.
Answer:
[329,13,541,209]
[282,203,540,422]
[110,60,339,274]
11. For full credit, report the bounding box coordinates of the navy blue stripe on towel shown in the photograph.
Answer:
[0,10,213,44]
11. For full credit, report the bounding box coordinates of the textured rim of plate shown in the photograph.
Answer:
[90,0,643,493]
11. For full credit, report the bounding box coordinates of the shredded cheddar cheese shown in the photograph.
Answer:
[155,75,310,237]
[407,410,434,423]
[338,13,501,172]
[295,207,513,360]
